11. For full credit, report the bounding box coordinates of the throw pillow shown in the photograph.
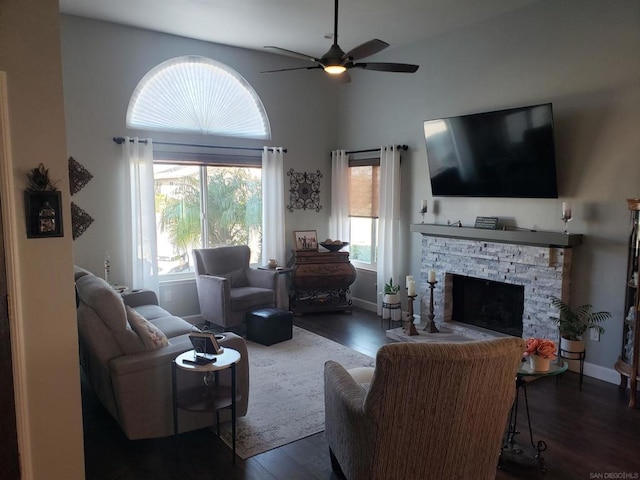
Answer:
[126,305,170,350]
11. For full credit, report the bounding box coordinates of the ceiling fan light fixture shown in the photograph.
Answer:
[324,65,347,74]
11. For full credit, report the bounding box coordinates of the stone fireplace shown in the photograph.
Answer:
[413,225,579,341]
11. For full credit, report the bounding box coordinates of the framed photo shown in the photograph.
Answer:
[189,332,223,358]
[293,230,318,251]
[24,191,64,239]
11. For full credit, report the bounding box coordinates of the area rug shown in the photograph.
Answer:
[219,326,375,459]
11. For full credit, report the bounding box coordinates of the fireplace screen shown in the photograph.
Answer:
[452,275,524,337]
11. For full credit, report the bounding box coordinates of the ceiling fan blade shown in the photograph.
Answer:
[343,39,389,61]
[353,62,420,73]
[261,66,322,73]
[264,46,319,63]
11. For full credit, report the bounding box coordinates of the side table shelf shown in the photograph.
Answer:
[172,348,241,464]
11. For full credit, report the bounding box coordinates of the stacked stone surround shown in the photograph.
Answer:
[420,236,572,340]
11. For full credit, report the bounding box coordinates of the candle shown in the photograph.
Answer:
[406,275,414,288]
[408,280,416,296]
[428,270,436,283]
[420,200,428,213]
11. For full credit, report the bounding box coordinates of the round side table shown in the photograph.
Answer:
[172,348,241,464]
[501,359,568,473]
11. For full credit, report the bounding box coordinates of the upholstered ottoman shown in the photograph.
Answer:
[246,307,293,346]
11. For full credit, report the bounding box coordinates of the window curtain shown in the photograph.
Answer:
[376,145,401,315]
[123,136,159,294]
[262,147,285,265]
[329,150,350,243]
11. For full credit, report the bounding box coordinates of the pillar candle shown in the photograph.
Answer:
[406,275,414,288]
[428,270,436,283]
[408,280,416,296]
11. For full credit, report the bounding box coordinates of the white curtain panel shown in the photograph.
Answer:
[329,150,350,243]
[123,136,159,294]
[376,145,401,315]
[262,147,285,265]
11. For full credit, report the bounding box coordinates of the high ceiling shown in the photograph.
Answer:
[59,0,539,59]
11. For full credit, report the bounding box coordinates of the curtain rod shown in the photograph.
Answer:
[341,144,408,155]
[112,137,287,153]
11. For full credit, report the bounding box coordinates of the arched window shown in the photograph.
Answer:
[127,55,271,139]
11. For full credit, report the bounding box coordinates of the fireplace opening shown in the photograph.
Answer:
[452,274,524,337]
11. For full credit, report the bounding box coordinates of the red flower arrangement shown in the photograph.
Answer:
[523,338,557,360]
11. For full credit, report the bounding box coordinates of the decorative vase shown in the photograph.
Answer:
[529,355,551,372]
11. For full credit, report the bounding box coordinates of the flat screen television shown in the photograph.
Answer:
[424,103,558,198]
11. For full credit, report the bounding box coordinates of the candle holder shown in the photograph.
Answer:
[424,281,440,333]
[561,212,572,234]
[406,293,419,336]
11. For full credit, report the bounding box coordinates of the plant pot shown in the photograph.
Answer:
[529,355,551,372]
[383,293,400,304]
[560,336,585,360]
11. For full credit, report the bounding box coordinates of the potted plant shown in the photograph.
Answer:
[382,277,401,304]
[550,296,611,357]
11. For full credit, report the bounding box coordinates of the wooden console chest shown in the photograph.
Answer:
[290,250,357,315]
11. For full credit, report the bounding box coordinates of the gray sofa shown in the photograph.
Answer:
[75,267,249,440]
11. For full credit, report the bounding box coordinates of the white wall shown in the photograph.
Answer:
[0,1,84,478]
[335,0,640,371]
[61,15,338,315]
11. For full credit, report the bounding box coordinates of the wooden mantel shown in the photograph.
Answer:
[410,223,582,248]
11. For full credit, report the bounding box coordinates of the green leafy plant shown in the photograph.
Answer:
[383,277,401,295]
[550,296,611,341]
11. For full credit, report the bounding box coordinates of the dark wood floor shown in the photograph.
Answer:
[82,308,640,479]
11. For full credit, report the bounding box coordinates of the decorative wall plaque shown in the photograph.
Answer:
[287,169,322,212]
[71,202,94,240]
[68,156,93,195]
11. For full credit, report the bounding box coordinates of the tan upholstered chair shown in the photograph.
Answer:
[193,246,277,330]
[324,337,525,480]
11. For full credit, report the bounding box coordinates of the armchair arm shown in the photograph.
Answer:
[245,267,278,291]
[324,360,375,479]
[195,274,231,325]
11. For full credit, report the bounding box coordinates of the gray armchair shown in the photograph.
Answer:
[324,337,525,480]
[193,246,277,330]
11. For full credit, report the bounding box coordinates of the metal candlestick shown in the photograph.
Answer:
[406,293,418,336]
[424,281,439,333]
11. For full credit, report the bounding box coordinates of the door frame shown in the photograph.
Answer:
[0,70,31,478]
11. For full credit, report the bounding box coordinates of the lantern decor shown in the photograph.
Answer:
[24,163,63,238]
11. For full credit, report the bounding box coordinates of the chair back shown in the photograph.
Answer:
[363,338,524,479]
[193,246,250,276]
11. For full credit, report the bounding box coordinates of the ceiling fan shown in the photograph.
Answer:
[261,0,419,83]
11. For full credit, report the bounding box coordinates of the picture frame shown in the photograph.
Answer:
[189,332,224,358]
[293,230,318,251]
[24,190,64,238]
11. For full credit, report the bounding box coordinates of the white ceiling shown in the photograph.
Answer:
[59,0,539,60]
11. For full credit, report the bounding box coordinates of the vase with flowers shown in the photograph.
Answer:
[524,338,557,372]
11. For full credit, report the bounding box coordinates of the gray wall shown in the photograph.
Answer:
[335,0,640,378]
[61,0,640,378]
[61,15,338,316]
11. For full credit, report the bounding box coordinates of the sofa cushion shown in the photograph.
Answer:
[126,306,170,350]
[133,304,175,322]
[147,315,196,339]
[76,274,145,355]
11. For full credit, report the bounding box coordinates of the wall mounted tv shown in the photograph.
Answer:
[424,103,558,198]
